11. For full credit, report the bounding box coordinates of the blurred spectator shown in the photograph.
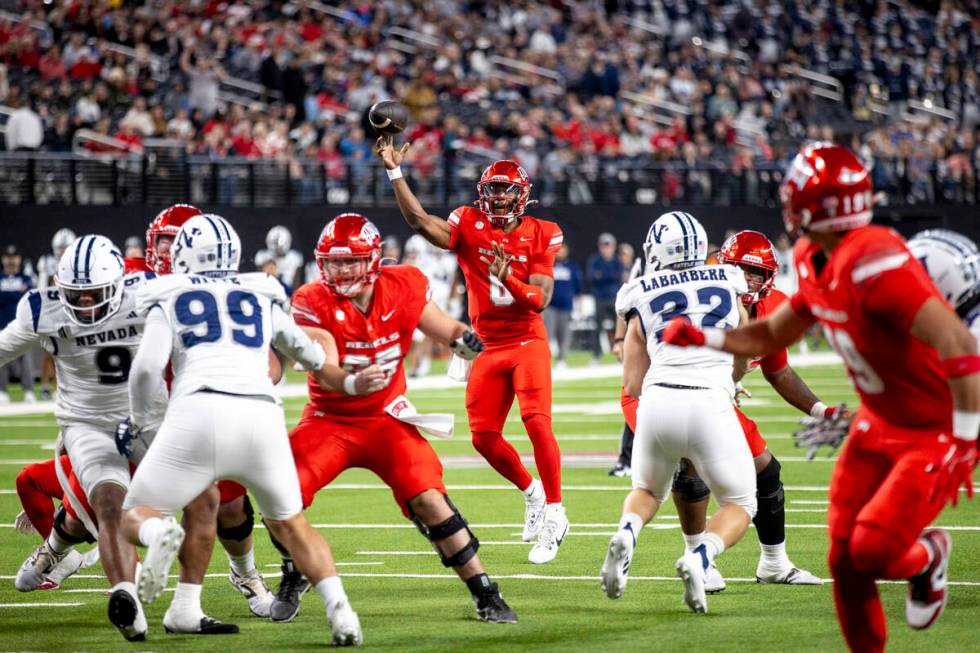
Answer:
[544,244,582,370]
[124,236,143,259]
[381,236,401,265]
[586,233,624,364]
[617,243,635,280]
[5,97,43,151]
[0,245,36,404]
[180,49,224,119]
[773,233,796,295]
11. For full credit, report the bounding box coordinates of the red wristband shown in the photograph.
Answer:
[942,355,980,378]
[502,273,545,311]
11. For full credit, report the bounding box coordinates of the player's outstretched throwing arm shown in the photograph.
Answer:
[376,136,452,250]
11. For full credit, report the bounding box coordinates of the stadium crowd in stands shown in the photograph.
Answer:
[0,0,976,203]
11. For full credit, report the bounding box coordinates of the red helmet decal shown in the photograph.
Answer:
[145,204,202,274]
[779,143,872,236]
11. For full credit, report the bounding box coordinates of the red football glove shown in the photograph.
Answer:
[662,318,705,347]
[926,435,978,508]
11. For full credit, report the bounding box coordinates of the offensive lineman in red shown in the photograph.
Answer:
[377,138,568,564]
[663,144,980,652]
[266,213,517,624]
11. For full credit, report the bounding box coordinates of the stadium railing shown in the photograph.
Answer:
[0,152,975,208]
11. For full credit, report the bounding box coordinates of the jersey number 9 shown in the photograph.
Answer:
[175,290,264,349]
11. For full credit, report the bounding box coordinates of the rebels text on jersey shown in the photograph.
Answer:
[746,288,790,375]
[447,206,562,347]
[291,266,430,416]
[789,225,950,430]
[617,264,747,394]
[0,272,153,429]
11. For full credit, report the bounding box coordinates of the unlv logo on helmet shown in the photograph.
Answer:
[780,144,873,236]
[719,230,778,305]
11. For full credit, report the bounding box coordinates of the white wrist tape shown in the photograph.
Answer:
[810,401,828,418]
[952,410,980,441]
[386,166,403,181]
[343,374,358,396]
[703,328,725,349]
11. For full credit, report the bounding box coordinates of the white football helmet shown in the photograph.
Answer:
[403,234,429,259]
[55,235,125,326]
[51,228,77,258]
[908,229,980,315]
[172,214,242,277]
[643,211,708,271]
[266,225,292,256]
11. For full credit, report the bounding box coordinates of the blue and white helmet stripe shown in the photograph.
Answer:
[909,229,980,310]
[55,234,126,326]
[644,211,708,271]
[172,214,242,277]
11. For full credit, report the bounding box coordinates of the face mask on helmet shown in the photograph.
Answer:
[59,285,120,325]
[479,181,525,227]
[148,235,175,274]
[317,253,379,297]
[739,264,775,305]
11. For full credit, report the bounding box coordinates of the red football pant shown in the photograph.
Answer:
[826,408,948,653]
[620,388,637,433]
[735,406,768,457]
[16,458,66,538]
[466,339,561,503]
[217,480,247,504]
[290,410,447,516]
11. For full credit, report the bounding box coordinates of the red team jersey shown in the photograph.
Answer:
[748,288,790,375]
[447,206,563,347]
[789,225,951,430]
[124,257,151,274]
[291,265,431,416]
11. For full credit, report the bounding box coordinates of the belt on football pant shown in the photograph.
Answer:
[195,387,279,404]
[653,382,710,391]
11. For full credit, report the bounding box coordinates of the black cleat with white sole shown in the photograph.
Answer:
[270,560,310,623]
[473,584,518,624]
[108,589,146,642]
[165,616,240,635]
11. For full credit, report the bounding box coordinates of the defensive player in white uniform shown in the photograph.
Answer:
[403,234,460,376]
[254,225,304,290]
[0,235,152,639]
[120,214,364,646]
[600,212,757,614]
[909,229,980,343]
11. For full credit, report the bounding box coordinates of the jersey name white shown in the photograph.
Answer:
[1,273,152,429]
[616,264,746,394]
[137,273,288,401]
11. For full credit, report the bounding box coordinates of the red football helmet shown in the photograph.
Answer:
[477,160,532,227]
[780,143,873,236]
[146,204,202,274]
[719,230,778,305]
[315,213,382,297]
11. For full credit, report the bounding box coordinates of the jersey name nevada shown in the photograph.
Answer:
[17,273,150,429]
[616,264,747,394]
[137,273,287,400]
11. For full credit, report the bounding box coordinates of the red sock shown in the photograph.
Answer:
[522,413,562,503]
[829,537,887,653]
[471,431,533,491]
[16,464,58,539]
[882,540,930,579]
[850,522,930,579]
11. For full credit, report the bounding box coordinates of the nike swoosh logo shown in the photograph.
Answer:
[381,310,396,321]
[520,340,533,346]
[520,237,533,242]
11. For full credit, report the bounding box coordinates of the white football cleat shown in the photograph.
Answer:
[756,563,822,585]
[137,517,185,605]
[906,528,951,630]
[229,567,275,618]
[676,551,708,614]
[39,549,85,590]
[521,479,546,542]
[528,504,569,564]
[81,547,101,568]
[704,560,727,594]
[600,527,635,599]
[327,599,363,646]
[15,542,69,591]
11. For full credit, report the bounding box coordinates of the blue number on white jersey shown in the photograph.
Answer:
[174,289,264,349]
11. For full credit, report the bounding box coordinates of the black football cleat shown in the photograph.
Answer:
[473,584,518,624]
[108,588,147,642]
[270,560,311,623]
[165,616,239,635]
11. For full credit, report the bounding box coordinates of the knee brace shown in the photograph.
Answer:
[53,505,95,544]
[755,456,783,510]
[217,495,254,542]
[671,460,710,503]
[411,495,480,568]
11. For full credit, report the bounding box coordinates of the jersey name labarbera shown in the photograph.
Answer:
[291,265,431,416]
[0,272,153,430]
[617,263,747,396]
[790,225,951,430]
[447,206,562,347]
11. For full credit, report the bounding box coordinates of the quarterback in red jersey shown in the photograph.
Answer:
[670,230,839,592]
[664,144,979,652]
[266,213,517,625]
[378,138,567,564]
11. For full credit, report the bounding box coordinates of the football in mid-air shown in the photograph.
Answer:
[368,100,409,136]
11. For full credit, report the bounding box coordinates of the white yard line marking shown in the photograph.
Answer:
[0,602,86,607]
[794,500,830,505]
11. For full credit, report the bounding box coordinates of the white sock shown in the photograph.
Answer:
[170,582,204,618]
[702,532,725,563]
[619,512,643,544]
[112,580,137,596]
[137,517,167,547]
[315,576,347,611]
[228,549,256,576]
[522,479,541,497]
[760,542,792,568]
[46,530,74,555]
[682,530,705,551]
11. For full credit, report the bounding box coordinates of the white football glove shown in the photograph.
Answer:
[14,510,36,535]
